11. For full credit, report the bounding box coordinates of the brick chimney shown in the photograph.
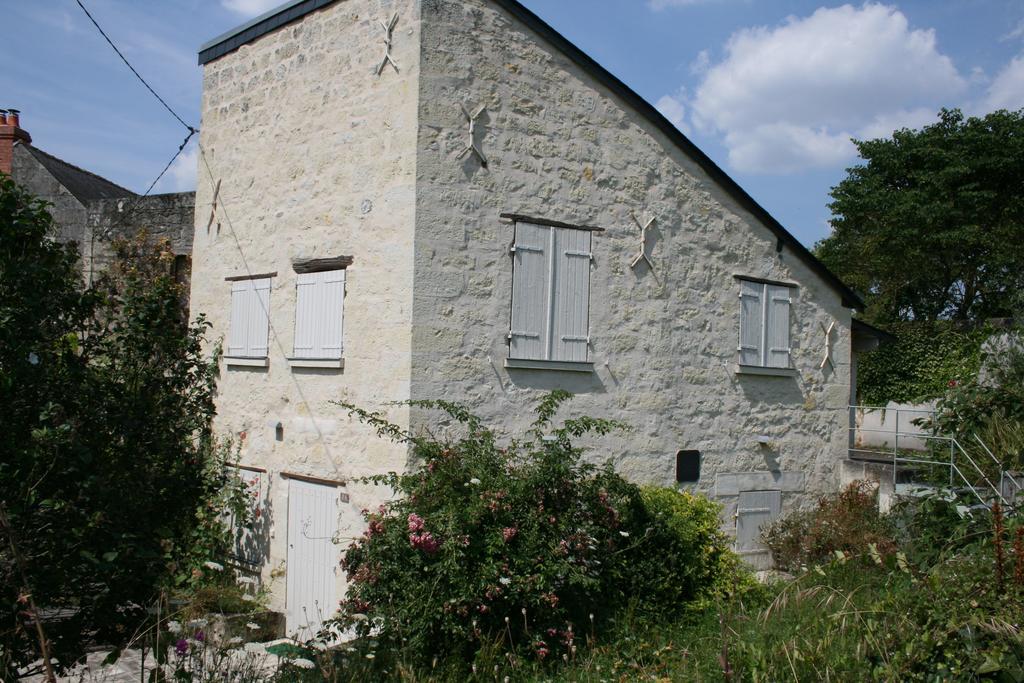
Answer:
[0,109,32,176]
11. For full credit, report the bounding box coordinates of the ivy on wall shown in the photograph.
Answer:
[856,321,988,405]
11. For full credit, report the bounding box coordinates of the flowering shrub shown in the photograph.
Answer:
[762,481,897,571]
[330,392,739,667]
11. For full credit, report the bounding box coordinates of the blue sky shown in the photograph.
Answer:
[2,0,1022,247]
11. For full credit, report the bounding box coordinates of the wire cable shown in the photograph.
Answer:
[74,0,196,133]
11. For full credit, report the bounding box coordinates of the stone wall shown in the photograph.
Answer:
[10,143,89,250]
[191,0,422,612]
[87,192,196,281]
[410,0,854,546]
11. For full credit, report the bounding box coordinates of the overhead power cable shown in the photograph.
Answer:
[74,0,196,133]
[74,0,346,482]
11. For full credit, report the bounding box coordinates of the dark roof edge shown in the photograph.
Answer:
[23,143,136,200]
[852,319,896,344]
[198,0,335,65]
[196,0,864,310]
[489,0,863,310]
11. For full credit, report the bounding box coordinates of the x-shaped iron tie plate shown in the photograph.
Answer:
[376,13,400,75]
[630,212,656,271]
[457,103,488,167]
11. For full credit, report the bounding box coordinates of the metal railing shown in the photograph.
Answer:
[849,405,1017,510]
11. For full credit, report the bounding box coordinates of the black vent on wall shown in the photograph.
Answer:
[676,450,701,483]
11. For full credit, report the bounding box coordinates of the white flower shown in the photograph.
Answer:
[241,594,256,601]
[237,576,257,585]
[289,658,316,669]
[498,576,511,586]
[365,653,376,660]
[351,613,369,622]
[166,620,182,634]
[469,478,481,486]
[203,561,224,571]
[187,618,208,628]
[27,352,39,365]
[245,622,261,630]
[243,642,265,654]
[619,531,630,537]
[228,636,243,645]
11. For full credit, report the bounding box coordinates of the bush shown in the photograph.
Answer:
[762,482,897,571]
[633,487,753,612]
[329,392,742,670]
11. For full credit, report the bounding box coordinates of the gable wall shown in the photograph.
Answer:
[190,0,422,607]
[11,143,89,252]
[411,0,854,529]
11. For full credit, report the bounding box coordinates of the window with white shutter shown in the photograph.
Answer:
[737,278,793,369]
[293,269,345,360]
[226,276,271,363]
[508,220,593,366]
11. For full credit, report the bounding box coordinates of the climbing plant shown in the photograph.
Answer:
[856,321,987,405]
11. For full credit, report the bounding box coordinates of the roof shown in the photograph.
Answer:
[852,319,895,344]
[197,0,865,310]
[23,144,135,203]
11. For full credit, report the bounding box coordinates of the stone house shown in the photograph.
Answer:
[192,0,880,636]
[1,109,195,291]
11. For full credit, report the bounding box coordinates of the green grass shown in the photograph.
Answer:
[274,545,1024,682]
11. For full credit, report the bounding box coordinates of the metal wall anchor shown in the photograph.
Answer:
[457,103,488,167]
[630,212,656,271]
[376,13,400,75]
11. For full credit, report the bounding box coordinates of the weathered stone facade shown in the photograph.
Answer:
[192,0,863,620]
[6,129,194,286]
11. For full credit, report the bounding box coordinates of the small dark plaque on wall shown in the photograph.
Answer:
[676,450,701,484]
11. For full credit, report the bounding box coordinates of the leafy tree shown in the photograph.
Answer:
[817,108,1024,324]
[0,175,225,677]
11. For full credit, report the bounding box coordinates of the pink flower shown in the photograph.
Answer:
[407,513,425,533]
[502,527,518,542]
[409,531,441,555]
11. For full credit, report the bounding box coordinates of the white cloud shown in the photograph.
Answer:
[689,49,710,76]
[156,146,198,193]
[981,55,1024,112]
[1001,20,1024,42]
[221,0,283,18]
[688,3,966,173]
[656,93,691,134]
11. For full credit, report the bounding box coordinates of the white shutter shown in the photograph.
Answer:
[765,284,792,368]
[293,270,345,359]
[248,277,271,358]
[227,281,250,357]
[738,280,763,366]
[551,227,592,362]
[509,222,550,360]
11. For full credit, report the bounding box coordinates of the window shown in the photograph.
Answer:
[292,269,346,361]
[508,221,592,364]
[675,450,701,483]
[226,276,271,362]
[738,279,793,369]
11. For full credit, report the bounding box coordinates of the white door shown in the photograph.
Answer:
[736,490,781,553]
[286,479,340,640]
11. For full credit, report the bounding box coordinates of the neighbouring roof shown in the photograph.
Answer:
[852,319,896,344]
[197,0,866,310]
[23,144,135,203]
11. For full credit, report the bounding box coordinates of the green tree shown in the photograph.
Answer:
[817,108,1024,324]
[0,175,224,677]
